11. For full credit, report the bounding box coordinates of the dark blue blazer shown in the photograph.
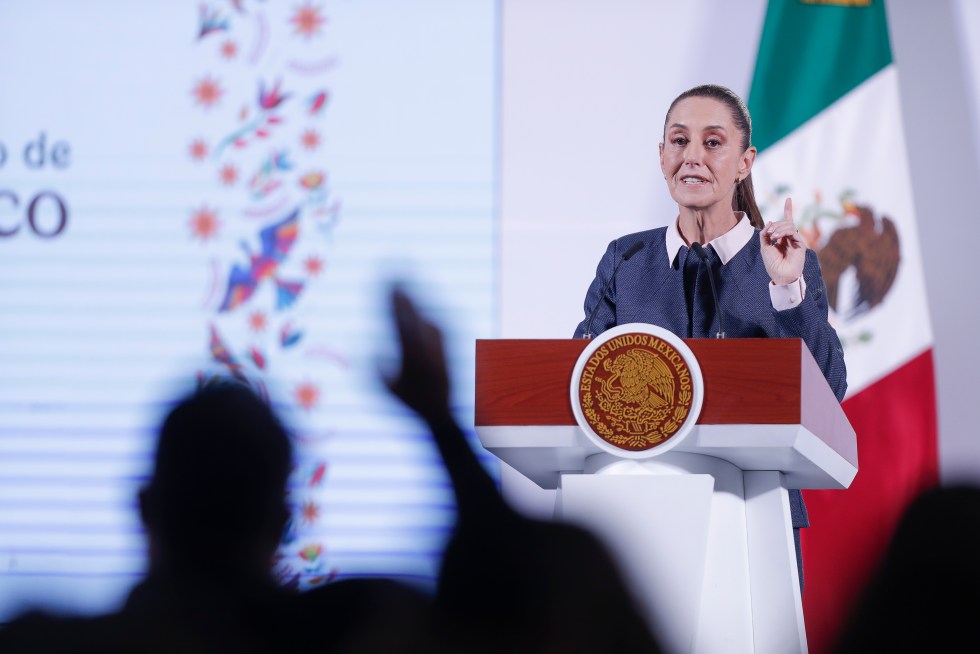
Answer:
[573,227,848,528]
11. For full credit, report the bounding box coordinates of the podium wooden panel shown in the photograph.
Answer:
[477,338,847,437]
[474,337,857,654]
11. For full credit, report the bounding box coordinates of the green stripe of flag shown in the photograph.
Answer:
[747,0,892,152]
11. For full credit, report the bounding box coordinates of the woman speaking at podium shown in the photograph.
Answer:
[572,84,847,584]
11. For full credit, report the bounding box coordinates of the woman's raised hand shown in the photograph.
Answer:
[760,197,806,286]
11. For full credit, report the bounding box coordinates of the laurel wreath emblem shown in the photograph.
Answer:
[578,342,693,452]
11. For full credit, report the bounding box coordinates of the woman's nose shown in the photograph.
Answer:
[683,142,704,165]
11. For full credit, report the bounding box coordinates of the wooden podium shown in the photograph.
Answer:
[475,338,856,654]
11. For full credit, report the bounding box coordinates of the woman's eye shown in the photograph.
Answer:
[672,136,687,146]
[706,138,721,148]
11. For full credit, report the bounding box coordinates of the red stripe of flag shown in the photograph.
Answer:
[802,348,939,653]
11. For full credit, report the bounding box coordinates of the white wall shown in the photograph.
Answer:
[500,0,767,340]
[888,0,980,482]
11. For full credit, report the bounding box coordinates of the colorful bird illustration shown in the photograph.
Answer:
[197,4,229,40]
[258,79,290,111]
[217,208,306,312]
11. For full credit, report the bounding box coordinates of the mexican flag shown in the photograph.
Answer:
[747,1,938,652]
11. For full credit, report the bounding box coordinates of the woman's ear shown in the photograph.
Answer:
[739,146,757,179]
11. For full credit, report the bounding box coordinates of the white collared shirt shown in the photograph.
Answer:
[666,213,806,311]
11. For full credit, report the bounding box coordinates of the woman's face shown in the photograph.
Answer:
[659,96,755,216]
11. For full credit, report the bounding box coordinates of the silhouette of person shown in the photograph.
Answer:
[383,286,663,653]
[0,380,430,653]
[2,289,660,654]
[833,484,980,654]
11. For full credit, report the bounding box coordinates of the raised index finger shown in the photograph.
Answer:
[783,197,794,225]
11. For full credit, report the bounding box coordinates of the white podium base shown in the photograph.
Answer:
[556,452,806,654]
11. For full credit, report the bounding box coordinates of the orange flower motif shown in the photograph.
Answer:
[301,500,320,525]
[188,139,209,160]
[189,207,220,241]
[304,255,324,276]
[294,381,320,410]
[219,163,238,186]
[220,40,237,59]
[300,129,321,151]
[192,75,224,109]
[248,311,267,332]
[290,3,327,39]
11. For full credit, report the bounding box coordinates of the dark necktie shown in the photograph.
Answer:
[682,245,717,338]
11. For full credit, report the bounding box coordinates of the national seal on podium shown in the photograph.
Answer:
[570,323,704,458]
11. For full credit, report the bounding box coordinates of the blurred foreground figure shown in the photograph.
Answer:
[384,287,663,653]
[833,485,980,653]
[2,288,660,653]
[0,381,430,653]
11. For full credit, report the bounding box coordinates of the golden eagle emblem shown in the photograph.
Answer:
[577,334,693,452]
[599,349,675,410]
[816,202,900,319]
[766,189,902,347]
